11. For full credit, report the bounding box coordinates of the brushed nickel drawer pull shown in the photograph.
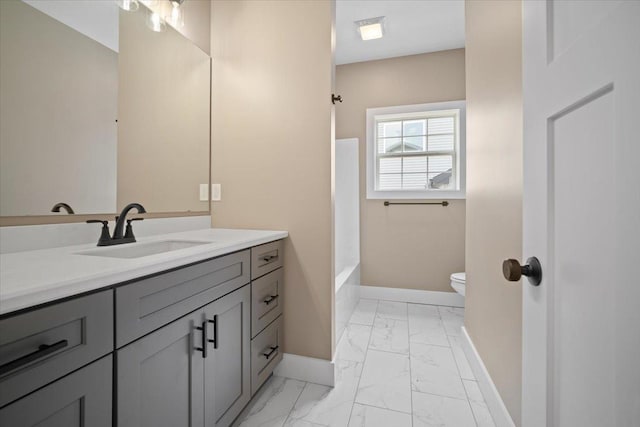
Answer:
[262,345,279,360]
[0,339,68,376]
[263,295,279,305]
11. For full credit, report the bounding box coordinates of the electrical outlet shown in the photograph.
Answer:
[199,184,209,201]
[211,184,221,201]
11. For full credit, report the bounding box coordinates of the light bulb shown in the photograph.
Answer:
[167,3,184,28]
[147,10,166,32]
[115,0,139,12]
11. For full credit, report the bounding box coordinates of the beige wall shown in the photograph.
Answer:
[464,1,523,424]
[117,7,210,213]
[210,0,335,360]
[336,50,466,292]
[0,0,118,216]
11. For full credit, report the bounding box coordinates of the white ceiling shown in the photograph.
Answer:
[23,0,119,52]
[336,0,465,65]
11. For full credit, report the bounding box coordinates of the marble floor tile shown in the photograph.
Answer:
[287,360,363,427]
[463,380,496,427]
[349,299,378,326]
[410,342,467,400]
[369,315,410,354]
[412,391,476,427]
[347,404,412,427]
[283,419,327,427]
[375,301,407,321]
[447,335,476,380]
[408,304,450,347]
[438,306,465,337]
[336,324,372,362]
[235,376,306,427]
[355,350,412,413]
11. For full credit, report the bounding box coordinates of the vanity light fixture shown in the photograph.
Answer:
[355,16,385,41]
[115,0,139,12]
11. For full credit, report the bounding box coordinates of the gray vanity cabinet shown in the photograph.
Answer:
[117,308,205,427]
[0,355,112,427]
[118,284,251,427]
[204,285,251,427]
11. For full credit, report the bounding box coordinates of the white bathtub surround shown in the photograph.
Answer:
[335,264,361,344]
[234,298,495,427]
[0,227,287,315]
[273,354,335,388]
[334,138,361,349]
[360,285,465,307]
[0,215,211,254]
[460,327,515,427]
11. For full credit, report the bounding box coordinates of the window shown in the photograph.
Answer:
[366,101,466,199]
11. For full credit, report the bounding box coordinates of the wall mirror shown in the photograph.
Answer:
[0,0,210,224]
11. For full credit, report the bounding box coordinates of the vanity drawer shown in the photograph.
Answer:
[251,315,283,395]
[0,291,113,407]
[251,268,283,338]
[251,240,283,279]
[116,250,250,347]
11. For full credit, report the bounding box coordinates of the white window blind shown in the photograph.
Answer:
[375,109,460,192]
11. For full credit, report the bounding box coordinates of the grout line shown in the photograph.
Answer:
[347,299,375,427]
[406,301,414,427]
[282,380,308,426]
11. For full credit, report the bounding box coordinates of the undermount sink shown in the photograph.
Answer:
[77,240,211,259]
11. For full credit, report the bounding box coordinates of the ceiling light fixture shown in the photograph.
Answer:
[355,16,385,41]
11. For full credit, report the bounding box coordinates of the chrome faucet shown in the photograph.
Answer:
[87,203,147,246]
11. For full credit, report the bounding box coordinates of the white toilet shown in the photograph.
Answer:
[450,272,466,296]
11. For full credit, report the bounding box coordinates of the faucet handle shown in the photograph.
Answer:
[124,217,144,240]
[86,220,112,246]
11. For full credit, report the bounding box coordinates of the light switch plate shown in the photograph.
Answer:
[199,184,209,201]
[211,184,221,201]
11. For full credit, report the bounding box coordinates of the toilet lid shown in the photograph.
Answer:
[451,272,466,283]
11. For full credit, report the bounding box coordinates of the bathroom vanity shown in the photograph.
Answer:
[0,229,286,427]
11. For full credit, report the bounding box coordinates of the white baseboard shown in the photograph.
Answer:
[274,353,335,387]
[360,285,465,307]
[460,327,516,427]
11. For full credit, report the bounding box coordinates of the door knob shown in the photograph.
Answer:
[502,257,542,286]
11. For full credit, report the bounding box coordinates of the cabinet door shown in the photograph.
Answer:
[204,285,251,427]
[0,355,112,427]
[117,309,205,427]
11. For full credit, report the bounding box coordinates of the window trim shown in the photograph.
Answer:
[366,100,466,200]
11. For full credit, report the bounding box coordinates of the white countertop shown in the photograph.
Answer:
[0,228,288,316]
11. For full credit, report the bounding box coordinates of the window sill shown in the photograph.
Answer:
[367,190,466,200]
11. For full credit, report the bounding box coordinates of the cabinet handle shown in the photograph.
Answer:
[195,321,208,358]
[207,315,218,349]
[262,345,279,360]
[263,295,279,305]
[0,339,68,376]
[260,254,277,263]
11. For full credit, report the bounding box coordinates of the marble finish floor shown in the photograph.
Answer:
[233,299,496,427]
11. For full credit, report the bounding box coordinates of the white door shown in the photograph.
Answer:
[522,1,640,426]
